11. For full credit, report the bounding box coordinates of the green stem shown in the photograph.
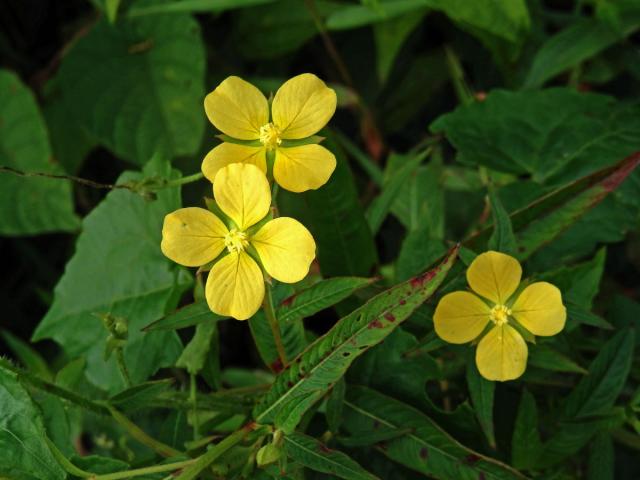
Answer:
[46,436,93,478]
[115,348,132,388]
[107,404,182,458]
[0,358,108,415]
[162,172,204,188]
[175,424,255,480]
[263,285,288,369]
[93,459,195,480]
[444,45,474,105]
[190,373,199,441]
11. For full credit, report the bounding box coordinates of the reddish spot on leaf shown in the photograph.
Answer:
[399,299,406,305]
[601,152,640,192]
[384,312,396,322]
[373,420,381,429]
[465,454,480,464]
[319,444,331,454]
[479,473,486,480]
[410,269,437,288]
[270,358,284,373]
[281,294,296,307]
[419,447,428,460]
[368,319,384,329]
[377,441,388,451]
[287,381,294,388]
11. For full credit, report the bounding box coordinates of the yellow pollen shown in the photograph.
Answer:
[490,304,511,326]
[224,229,249,253]
[259,122,282,150]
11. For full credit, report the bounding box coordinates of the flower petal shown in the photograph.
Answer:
[213,163,271,230]
[272,73,337,139]
[251,217,316,283]
[202,143,266,183]
[467,251,522,304]
[273,144,336,193]
[476,325,528,382]
[205,251,264,320]
[204,76,268,140]
[433,291,491,344]
[511,282,566,336]
[161,207,228,267]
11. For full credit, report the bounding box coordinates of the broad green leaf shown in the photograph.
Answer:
[0,70,79,235]
[279,136,378,277]
[109,379,174,412]
[588,433,614,480]
[487,189,516,255]
[431,89,640,184]
[374,12,426,83]
[278,277,377,324]
[128,0,276,16]
[466,153,640,260]
[342,386,525,479]
[1,330,53,381]
[284,432,379,480]
[0,366,66,480]
[510,390,541,470]
[527,345,587,374]
[176,322,217,375]
[33,157,187,393]
[253,247,458,433]
[366,149,428,234]
[143,301,224,331]
[56,15,205,164]
[466,360,495,448]
[524,15,640,89]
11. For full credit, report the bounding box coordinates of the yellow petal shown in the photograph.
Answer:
[252,217,316,283]
[213,163,271,230]
[271,73,337,139]
[511,282,566,336]
[202,143,266,183]
[204,76,268,140]
[161,207,228,267]
[205,251,264,320]
[433,291,491,344]
[273,144,336,193]
[476,325,528,381]
[467,251,522,304]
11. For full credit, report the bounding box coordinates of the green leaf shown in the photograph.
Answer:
[0,70,79,235]
[588,433,614,480]
[56,15,205,164]
[466,359,495,449]
[487,189,516,255]
[279,135,378,277]
[109,379,174,412]
[0,366,66,480]
[1,330,54,381]
[326,378,346,433]
[366,149,428,235]
[127,0,276,16]
[278,277,377,324]
[327,0,429,30]
[176,322,217,375]
[374,12,425,83]
[431,89,640,184]
[143,301,224,331]
[566,303,613,330]
[524,15,640,89]
[527,345,587,374]
[253,247,458,433]
[510,389,541,470]
[33,157,187,393]
[342,386,525,479]
[396,235,446,281]
[284,432,379,480]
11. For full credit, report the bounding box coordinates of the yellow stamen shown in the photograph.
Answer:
[224,229,249,253]
[490,304,511,326]
[259,122,282,150]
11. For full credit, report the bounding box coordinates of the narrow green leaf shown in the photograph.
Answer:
[374,11,426,83]
[566,303,613,330]
[342,386,526,479]
[284,432,379,480]
[366,149,429,235]
[109,379,174,412]
[487,189,517,255]
[511,390,541,470]
[528,345,587,374]
[338,427,414,448]
[143,301,224,332]
[278,277,377,324]
[105,0,121,22]
[327,0,430,30]
[1,330,53,381]
[466,359,496,448]
[253,247,458,433]
[128,0,275,17]
[326,378,346,433]
[588,432,614,480]
[176,322,217,375]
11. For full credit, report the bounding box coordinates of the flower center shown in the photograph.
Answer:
[224,228,249,253]
[259,122,282,150]
[490,304,511,326]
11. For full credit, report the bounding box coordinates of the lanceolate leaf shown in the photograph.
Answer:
[278,277,378,324]
[342,386,526,480]
[466,359,496,449]
[253,247,459,433]
[487,189,517,255]
[284,432,379,480]
[511,390,541,470]
[143,301,225,332]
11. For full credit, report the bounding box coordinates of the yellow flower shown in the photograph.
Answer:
[202,73,337,193]
[161,163,316,320]
[433,251,566,381]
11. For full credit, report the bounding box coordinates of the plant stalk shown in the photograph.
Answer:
[264,285,288,369]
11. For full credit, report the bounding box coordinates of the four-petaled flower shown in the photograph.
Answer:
[161,163,316,320]
[202,73,337,193]
[434,251,566,381]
